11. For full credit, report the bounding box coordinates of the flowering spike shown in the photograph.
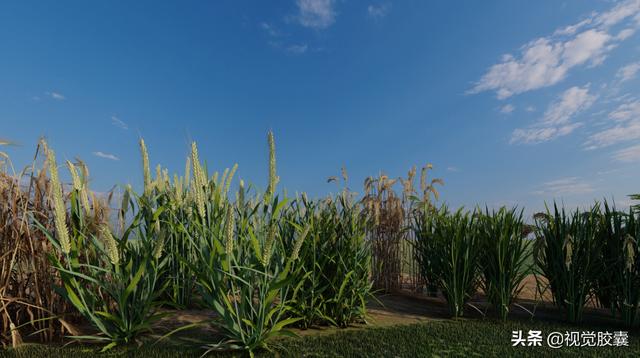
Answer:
[47,149,71,254]
[140,139,152,197]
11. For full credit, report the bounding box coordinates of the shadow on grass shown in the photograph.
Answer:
[2,293,637,357]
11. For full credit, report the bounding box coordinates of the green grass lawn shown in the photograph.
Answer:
[2,318,638,357]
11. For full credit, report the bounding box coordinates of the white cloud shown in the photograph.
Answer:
[594,0,640,28]
[46,91,65,100]
[510,85,595,144]
[511,123,582,144]
[596,167,623,176]
[585,99,640,148]
[368,3,391,19]
[93,151,119,161]
[287,44,308,54]
[608,99,640,121]
[585,121,640,149]
[563,29,612,67]
[553,17,593,36]
[260,22,280,37]
[111,116,128,130]
[533,177,595,196]
[296,0,336,29]
[470,0,640,99]
[613,143,640,162]
[615,27,636,40]
[446,166,460,172]
[525,105,536,112]
[616,61,640,82]
[500,104,515,114]
[471,39,566,99]
[541,85,597,125]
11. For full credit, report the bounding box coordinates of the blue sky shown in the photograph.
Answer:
[2,0,640,215]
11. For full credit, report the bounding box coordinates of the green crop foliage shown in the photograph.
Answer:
[283,191,372,328]
[169,131,308,357]
[534,203,603,324]
[413,205,482,318]
[477,206,532,321]
[594,202,640,327]
[36,150,168,351]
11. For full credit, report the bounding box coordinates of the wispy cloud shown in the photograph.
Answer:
[260,22,280,37]
[609,99,640,121]
[616,61,640,82]
[93,151,119,161]
[470,0,640,99]
[295,0,336,29]
[511,85,596,144]
[46,91,66,100]
[553,17,594,36]
[286,44,308,54]
[367,3,392,19]
[586,122,640,149]
[540,85,597,126]
[525,105,536,112]
[446,166,460,172]
[111,116,128,130]
[533,176,595,196]
[500,104,515,114]
[511,123,583,144]
[596,167,623,176]
[585,99,640,149]
[613,143,640,162]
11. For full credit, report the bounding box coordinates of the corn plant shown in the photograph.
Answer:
[533,203,603,323]
[413,205,481,318]
[477,207,532,321]
[36,149,168,351]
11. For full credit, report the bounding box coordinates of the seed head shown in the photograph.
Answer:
[67,160,91,214]
[564,234,573,269]
[225,206,235,255]
[624,234,636,272]
[262,223,277,267]
[47,150,71,254]
[290,225,310,262]
[100,225,119,265]
[153,233,165,260]
[174,174,183,205]
[67,161,82,192]
[155,164,164,192]
[265,131,278,202]
[238,179,245,207]
[140,139,152,197]
[224,163,238,199]
[190,142,207,219]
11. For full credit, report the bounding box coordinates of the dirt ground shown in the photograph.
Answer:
[16,274,619,346]
[154,274,619,341]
